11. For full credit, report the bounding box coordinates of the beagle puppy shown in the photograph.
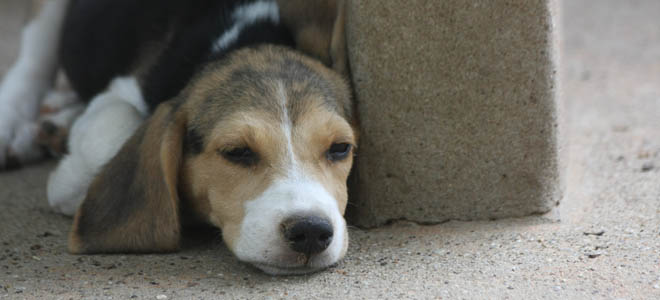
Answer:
[1,0,356,275]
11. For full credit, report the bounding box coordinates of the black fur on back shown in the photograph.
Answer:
[60,0,294,110]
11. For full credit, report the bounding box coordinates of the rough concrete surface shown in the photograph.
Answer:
[346,0,562,227]
[1,0,659,299]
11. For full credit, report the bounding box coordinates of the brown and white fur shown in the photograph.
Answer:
[0,0,356,275]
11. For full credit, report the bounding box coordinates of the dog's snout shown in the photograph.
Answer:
[282,216,333,255]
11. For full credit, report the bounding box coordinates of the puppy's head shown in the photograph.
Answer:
[183,46,355,274]
[69,45,356,275]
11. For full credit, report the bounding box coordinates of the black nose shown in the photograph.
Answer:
[282,216,334,255]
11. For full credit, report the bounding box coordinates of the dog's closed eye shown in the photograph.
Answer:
[221,147,259,166]
[326,143,352,162]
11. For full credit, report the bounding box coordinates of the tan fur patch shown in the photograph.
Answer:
[181,111,282,249]
[291,104,355,214]
[277,0,348,75]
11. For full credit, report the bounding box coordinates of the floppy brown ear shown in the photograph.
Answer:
[68,101,186,254]
[277,0,348,75]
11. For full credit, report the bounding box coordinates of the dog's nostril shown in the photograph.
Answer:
[291,233,306,243]
[319,233,332,242]
[282,216,334,256]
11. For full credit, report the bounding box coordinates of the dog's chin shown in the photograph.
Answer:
[243,249,344,275]
[252,263,330,275]
[250,254,340,275]
[236,237,348,275]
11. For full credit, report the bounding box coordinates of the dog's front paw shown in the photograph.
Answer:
[0,78,48,170]
[0,90,82,170]
[0,116,46,170]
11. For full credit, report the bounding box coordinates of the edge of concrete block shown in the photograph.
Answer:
[346,0,565,227]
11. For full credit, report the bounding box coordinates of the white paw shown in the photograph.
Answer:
[0,92,84,169]
[47,153,90,216]
[0,114,46,170]
[0,63,50,169]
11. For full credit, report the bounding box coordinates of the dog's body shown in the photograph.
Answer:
[0,0,356,275]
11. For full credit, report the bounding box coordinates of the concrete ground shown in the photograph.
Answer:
[1,0,659,299]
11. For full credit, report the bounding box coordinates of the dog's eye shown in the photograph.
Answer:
[221,147,258,166]
[327,143,352,162]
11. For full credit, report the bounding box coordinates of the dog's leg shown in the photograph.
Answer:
[48,77,147,216]
[0,0,70,169]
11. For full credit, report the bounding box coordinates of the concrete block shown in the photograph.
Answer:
[346,0,563,227]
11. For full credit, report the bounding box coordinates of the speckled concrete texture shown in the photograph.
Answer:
[1,0,660,299]
[346,1,563,226]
